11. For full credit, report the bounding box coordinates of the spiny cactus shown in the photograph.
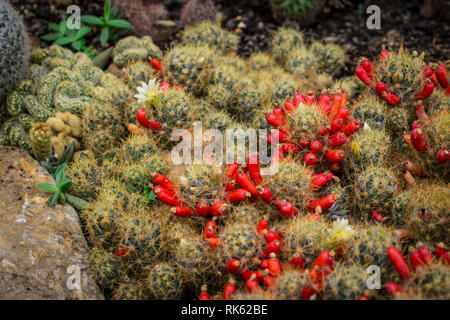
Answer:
[285,46,319,77]
[119,134,158,163]
[191,99,234,131]
[181,21,239,55]
[323,262,376,300]
[122,60,156,90]
[353,165,398,218]
[67,153,104,201]
[89,247,121,292]
[273,268,313,300]
[112,36,162,68]
[247,52,275,72]
[352,95,388,129]
[387,107,410,134]
[310,41,347,76]
[271,28,304,66]
[29,122,52,160]
[147,263,183,300]
[0,0,30,105]
[228,203,271,226]
[112,279,147,300]
[287,103,328,144]
[180,0,218,27]
[270,0,324,27]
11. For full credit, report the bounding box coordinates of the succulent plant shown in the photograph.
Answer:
[180,0,218,27]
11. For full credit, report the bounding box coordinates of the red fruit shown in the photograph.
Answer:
[371,210,383,222]
[423,66,433,78]
[223,279,236,300]
[375,82,388,98]
[329,118,344,135]
[154,185,180,206]
[210,202,228,216]
[310,251,334,285]
[263,240,281,258]
[305,92,316,106]
[171,206,193,217]
[257,186,274,203]
[318,94,331,109]
[225,180,236,192]
[247,154,263,185]
[310,141,322,153]
[226,259,241,274]
[317,126,329,136]
[386,282,403,296]
[275,199,298,219]
[273,105,287,125]
[411,128,428,152]
[409,249,425,271]
[355,66,375,87]
[293,93,306,107]
[302,286,315,300]
[311,171,333,191]
[435,67,449,89]
[299,138,310,149]
[342,119,360,136]
[437,149,450,163]
[282,143,300,154]
[262,229,282,243]
[266,113,282,127]
[257,217,269,235]
[435,243,450,265]
[291,253,304,269]
[202,220,217,240]
[386,92,401,105]
[262,270,275,288]
[305,152,318,165]
[361,59,374,76]
[199,285,210,300]
[325,149,345,163]
[334,107,350,123]
[226,189,251,202]
[196,201,210,216]
[284,100,295,114]
[387,246,412,280]
[330,93,343,119]
[116,246,128,257]
[255,269,265,283]
[308,194,336,211]
[327,132,346,147]
[151,58,162,71]
[159,81,170,92]
[225,162,239,179]
[207,237,220,248]
[267,253,282,277]
[415,104,430,125]
[241,269,255,281]
[414,81,435,100]
[246,274,260,293]
[152,173,177,193]
[136,109,152,129]
[380,49,389,59]
[236,170,259,198]
[359,296,370,300]
[417,243,433,266]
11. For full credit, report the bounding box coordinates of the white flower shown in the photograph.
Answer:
[134,78,162,105]
[363,121,372,131]
[332,218,354,241]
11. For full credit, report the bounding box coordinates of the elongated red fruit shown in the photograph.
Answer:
[225,180,236,192]
[257,186,274,203]
[308,194,336,211]
[328,132,346,147]
[284,100,295,114]
[196,200,210,216]
[343,119,360,136]
[325,149,345,163]
[371,210,383,222]
[311,171,333,191]
[266,113,282,127]
[437,149,450,163]
[137,109,152,128]
[262,229,282,243]
[154,185,180,205]
[267,253,282,277]
[262,270,275,288]
[355,66,375,87]
[275,199,298,218]
[225,162,239,179]
[223,278,236,300]
[361,59,374,76]
[310,141,322,153]
[152,173,177,193]
[241,269,255,281]
[236,170,259,197]
[226,189,251,202]
[435,243,450,265]
[386,282,403,296]
[171,206,193,217]
[263,240,281,258]
[305,152,318,165]
[415,104,430,124]
[409,249,425,271]
[151,58,162,71]
[257,217,268,234]
[246,274,260,293]
[293,93,306,106]
[318,94,331,109]
[199,285,210,300]
[375,82,388,98]
[385,92,401,105]
[423,66,433,78]
[226,259,241,274]
[273,105,287,125]
[302,286,315,300]
[387,246,412,280]
[210,201,228,216]
[305,92,316,106]
[329,118,344,135]
[380,49,389,59]
[414,81,434,100]
[207,237,220,248]
[435,67,449,89]
[202,220,217,240]
[291,253,304,269]
[334,107,350,123]
[330,93,343,119]
[411,128,427,152]
[417,243,433,266]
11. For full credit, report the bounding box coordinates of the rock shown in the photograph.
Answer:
[0,146,103,300]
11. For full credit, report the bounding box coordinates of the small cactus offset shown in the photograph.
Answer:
[29,122,52,160]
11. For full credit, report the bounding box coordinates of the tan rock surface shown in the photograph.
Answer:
[0,146,103,300]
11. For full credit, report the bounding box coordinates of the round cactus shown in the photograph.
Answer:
[273,268,312,300]
[271,28,304,66]
[285,46,319,76]
[112,36,162,68]
[89,247,121,292]
[29,122,52,160]
[352,95,388,129]
[147,263,183,300]
[310,41,347,76]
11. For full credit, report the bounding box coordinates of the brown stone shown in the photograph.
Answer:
[0,146,103,300]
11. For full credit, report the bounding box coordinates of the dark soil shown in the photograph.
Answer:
[11,0,450,77]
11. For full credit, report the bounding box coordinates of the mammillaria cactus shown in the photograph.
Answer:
[180,0,218,27]
[0,0,30,105]
[112,36,162,68]
[270,0,325,27]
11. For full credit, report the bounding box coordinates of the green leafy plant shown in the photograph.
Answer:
[81,0,132,47]
[40,142,75,176]
[38,163,88,210]
[144,185,157,203]
[40,20,96,57]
